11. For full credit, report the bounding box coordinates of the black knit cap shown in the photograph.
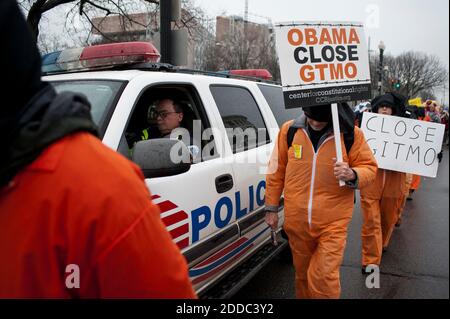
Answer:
[371,92,407,116]
[303,104,332,122]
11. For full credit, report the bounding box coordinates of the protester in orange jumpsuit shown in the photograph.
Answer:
[409,174,422,199]
[265,104,377,299]
[396,174,413,226]
[0,0,195,298]
[360,93,407,271]
[408,107,428,200]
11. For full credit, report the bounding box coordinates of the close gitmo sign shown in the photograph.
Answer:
[361,113,446,178]
[275,21,372,108]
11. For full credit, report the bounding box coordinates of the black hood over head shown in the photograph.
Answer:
[337,102,356,135]
[303,104,332,122]
[371,92,407,117]
[0,0,46,151]
[0,0,98,188]
[302,103,355,134]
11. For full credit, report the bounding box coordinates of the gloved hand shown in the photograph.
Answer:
[125,132,139,146]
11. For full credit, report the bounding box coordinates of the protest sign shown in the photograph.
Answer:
[275,21,372,108]
[361,113,445,177]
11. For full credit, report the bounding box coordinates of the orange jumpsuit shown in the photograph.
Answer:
[410,174,421,191]
[398,174,413,220]
[408,116,429,193]
[266,121,377,299]
[360,169,406,266]
[0,132,196,298]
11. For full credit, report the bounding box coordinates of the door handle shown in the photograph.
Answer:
[215,174,234,194]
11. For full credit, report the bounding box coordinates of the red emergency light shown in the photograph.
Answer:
[42,42,161,73]
[80,42,161,68]
[228,69,273,80]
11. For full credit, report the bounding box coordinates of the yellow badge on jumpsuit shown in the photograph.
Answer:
[293,144,303,159]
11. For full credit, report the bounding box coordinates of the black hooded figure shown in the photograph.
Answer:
[0,0,97,188]
[371,92,408,117]
[291,103,355,154]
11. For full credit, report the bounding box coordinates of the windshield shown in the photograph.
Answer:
[49,80,125,131]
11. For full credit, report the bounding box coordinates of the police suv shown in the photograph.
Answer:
[42,42,300,298]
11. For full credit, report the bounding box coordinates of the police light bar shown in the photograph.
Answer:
[42,42,161,74]
[228,69,273,80]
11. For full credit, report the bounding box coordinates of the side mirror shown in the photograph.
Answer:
[132,139,191,178]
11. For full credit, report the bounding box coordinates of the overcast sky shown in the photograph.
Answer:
[194,0,449,103]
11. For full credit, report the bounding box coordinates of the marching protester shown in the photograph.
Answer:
[425,100,441,123]
[439,106,449,146]
[354,101,371,127]
[0,0,196,298]
[359,93,408,270]
[408,103,446,200]
[264,103,377,299]
[396,173,413,227]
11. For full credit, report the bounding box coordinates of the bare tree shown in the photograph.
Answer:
[22,0,280,76]
[197,29,223,71]
[37,32,67,54]
[419,91,437,102]
[203,18,280,80]
[19,0,159,42]
[370,51,448,99]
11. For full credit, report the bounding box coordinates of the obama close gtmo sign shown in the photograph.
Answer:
[275,21,371,108]
[361,113,445,178]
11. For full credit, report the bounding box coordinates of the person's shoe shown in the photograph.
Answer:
[406,196,413,201]
[395,218,402,227]
[362,266,367,274]
[362,265,379,275]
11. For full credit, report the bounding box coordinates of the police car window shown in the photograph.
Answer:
[210,85,270,154]
[51,80,124,128]
[120,85,218,163]
[257,84,302,127]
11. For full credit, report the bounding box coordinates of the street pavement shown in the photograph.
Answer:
[234,146,449,299]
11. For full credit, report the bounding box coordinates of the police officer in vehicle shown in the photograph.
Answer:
[150,98,185,139]
[130,98,200,160]
[127,98,184,145]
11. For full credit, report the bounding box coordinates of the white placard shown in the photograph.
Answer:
[361,113,445,177]
[275,21,371,108]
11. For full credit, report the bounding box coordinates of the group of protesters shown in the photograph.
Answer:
[265,91,446,299]
[355,98,448,202]
[354,95,446,272]
[0,0,447,300]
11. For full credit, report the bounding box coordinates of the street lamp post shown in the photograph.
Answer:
[378,41,386,96]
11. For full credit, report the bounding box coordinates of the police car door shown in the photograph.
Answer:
[208,83,277,254]
[105,74,244,292]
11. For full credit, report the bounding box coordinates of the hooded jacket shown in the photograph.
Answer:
[0,0,195,298]
[265,115,377,226]
[0,0,97,188]
[371,92,407,117]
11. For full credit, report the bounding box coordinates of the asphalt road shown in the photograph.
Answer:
[234,146,449,299]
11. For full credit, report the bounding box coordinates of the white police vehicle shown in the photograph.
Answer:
[42,42,299,298]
